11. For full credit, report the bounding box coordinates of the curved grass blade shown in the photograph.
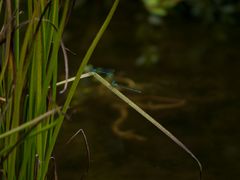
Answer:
[46,156,58,180]
[66,129,90,179]
[93,72,203,178]
[59,41,69,94]
[55,72,203,179]
[33,1,52,38]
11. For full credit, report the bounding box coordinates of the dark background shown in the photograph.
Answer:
[55,1,240,179]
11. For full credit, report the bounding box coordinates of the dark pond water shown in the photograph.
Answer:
[55,1,240,180]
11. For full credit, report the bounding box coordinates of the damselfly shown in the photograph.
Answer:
[89,67,141,93]
[92,67,115,77]
[111,80,142,93]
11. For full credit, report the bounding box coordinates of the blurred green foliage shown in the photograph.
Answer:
[141,0,240,23]
[72,0,240,24]
[176,0,239,23]
[142,0,181,16]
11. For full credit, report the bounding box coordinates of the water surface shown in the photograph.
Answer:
[55,1,240,180]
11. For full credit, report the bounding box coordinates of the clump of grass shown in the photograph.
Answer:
[0,0,119,179]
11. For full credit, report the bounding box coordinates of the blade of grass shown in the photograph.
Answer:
[0,1,3,15]
[13,0,20,68]
[0,107,61,140]
[55,72,202,178]
[65,129,90,179]
[0,0,13,84]
[0,121,58,157]
[42,0,119,177]
[1,118,54,163]
[62,0,119,115]
[93,72,202,175]
[59,41,69,94]
[43,0,70,97]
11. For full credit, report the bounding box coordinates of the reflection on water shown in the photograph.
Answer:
[56,1,240,180]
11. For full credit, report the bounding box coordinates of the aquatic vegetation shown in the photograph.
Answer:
[0,0,119,179]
